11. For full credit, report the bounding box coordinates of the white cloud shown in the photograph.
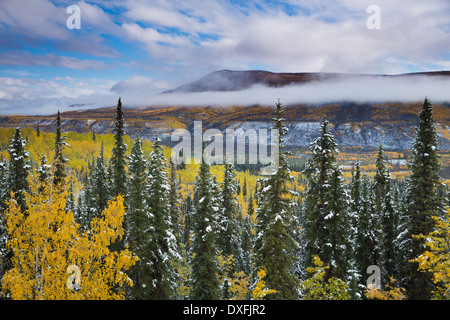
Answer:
[119,0,450,74]
[0,76,118,115]
[118,75,450,107]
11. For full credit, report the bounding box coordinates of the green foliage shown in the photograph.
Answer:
[401,97,445,299]
[190,142,221,300]
[300,256,350,300]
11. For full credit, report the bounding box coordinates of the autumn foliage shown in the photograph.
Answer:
[1,172,138,300]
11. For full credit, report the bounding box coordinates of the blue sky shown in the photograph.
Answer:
[0,0,449,114]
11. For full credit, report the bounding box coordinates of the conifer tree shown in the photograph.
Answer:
[168,159,182,244]
[401,97,444,299]
[109,98,128,252]
[90,143,110,217]
[323,166,352,280]
[110,98,127,198]
[355,174,377,295]
[303,119,339,273]
[190,142,221,300]
[7,128,30,212]
[53,111,68,186]
[236,196,253,275]
[253,100,299,300]
[37,153,51,188]
[381,175,398,285]
[146,137,178,299]
[0,158,10,297]
[125,135,150,299]
[217,163,239,259]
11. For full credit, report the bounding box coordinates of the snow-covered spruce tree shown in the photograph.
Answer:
[110,98,128,199]
[0,158,10,297]
[146,137,178,299]
[370,144,389,267]
[90,143,110,217]
[303,119,339,275]
[37,153,51,190]
[380,173,399,285]
[7,128,31,213]
[354,174,377,296]
[235,192,254,275]
[217,162,239,260]
[253,100,299,300]
[400,97,445,300]
[110,98,128,252]
[53,111,68,187]
[190,142,221,300]
[168,158,182,244]
[125,135,151,299]
[322,166,352,281]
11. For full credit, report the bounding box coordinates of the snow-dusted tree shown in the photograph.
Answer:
[190,142,221,300]
[380,174,399,285]
[168,158,182,244]
[110,98,128,199]
[253,100,299,300]
[53,111,68,186]
[146,137,178,299]
[217,162,239,259]
[90,143,110,217]
[7,128,31,213]
[125,135,151,299]
[37,153,51,190]
[400,97,445,299]
[303,119,338,273]
[0,158,11,297]
[322,166,352,280]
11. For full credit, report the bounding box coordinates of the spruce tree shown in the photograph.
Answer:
[303,119,339,272]
[37,153,51,187]
[146,137,178,299]
[125,135,150,299]
[354,174,378,295]
[190,142,221,300]
[168,159,182,244]
[53,111,68,186]
[216,163,239,258]
[110,98,128,198]
[380,175,398,285]
[323,166,352,280]
[401,97,444,299]
[90,143,110,216]
[253,100,299,300]
[7,128,30,212]
[109,98,128,252]
[235,194,254,275]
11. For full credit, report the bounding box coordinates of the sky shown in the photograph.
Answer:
[0,0,449,115]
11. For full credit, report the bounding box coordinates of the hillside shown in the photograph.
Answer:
[1,101,450,151]
[163,69,450,93]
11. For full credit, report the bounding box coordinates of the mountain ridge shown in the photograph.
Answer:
[163,69,450,93]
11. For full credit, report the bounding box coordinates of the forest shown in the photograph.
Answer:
[0,97,449,300]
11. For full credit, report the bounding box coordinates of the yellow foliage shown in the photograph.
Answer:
[300,256,350,300]
[1,172,138,300]
[413,208,450,300]
[229,271,251,300]
[365,277,406,300]
[252,268,276,300]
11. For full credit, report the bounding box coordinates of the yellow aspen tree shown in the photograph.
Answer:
[365,276,406,300]
[413,209,450,300]
[252,268,277,300]
[1,173,138,300]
